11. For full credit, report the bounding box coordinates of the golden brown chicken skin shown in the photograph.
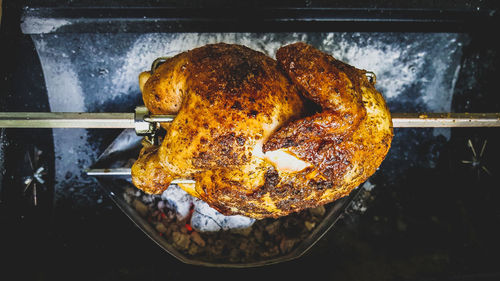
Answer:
[132,42,393,219]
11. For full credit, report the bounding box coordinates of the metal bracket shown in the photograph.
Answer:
[134,106,159,136]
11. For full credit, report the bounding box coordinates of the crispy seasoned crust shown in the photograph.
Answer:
[264,42,369,184]
[132,42,393,219]
[142,54,189,116]
[133,43,305,196]
[131,145,173,195]
[275,41,367,131]
[156,44,305,175]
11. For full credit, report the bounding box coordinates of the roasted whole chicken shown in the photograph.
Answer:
[131,42,393,219]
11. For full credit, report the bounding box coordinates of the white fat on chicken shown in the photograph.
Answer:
[252,139,310,173]
[264,149,311,172]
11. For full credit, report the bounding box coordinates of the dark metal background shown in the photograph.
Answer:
[1,1,500,280]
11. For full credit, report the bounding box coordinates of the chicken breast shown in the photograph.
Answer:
[132,42,393,219]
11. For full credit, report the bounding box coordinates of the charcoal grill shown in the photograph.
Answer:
[1,0,500,278]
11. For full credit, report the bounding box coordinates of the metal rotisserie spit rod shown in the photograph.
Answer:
[1,111,499,128]
[2,109,497,179]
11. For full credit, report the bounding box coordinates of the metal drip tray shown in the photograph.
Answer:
[90,129,362,267]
